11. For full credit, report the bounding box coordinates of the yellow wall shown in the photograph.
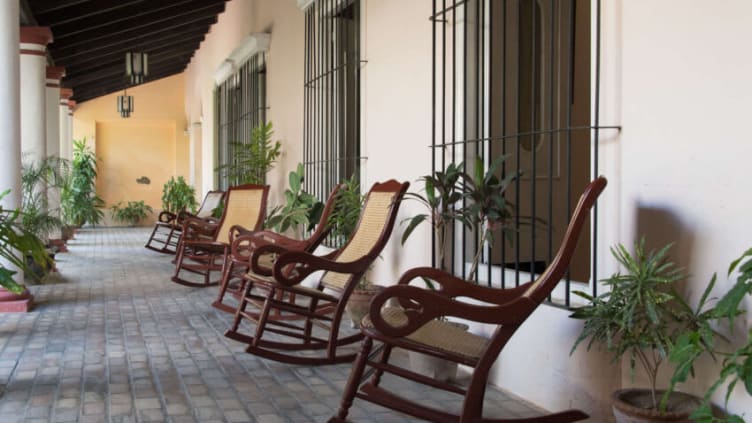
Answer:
[72,74,189,225]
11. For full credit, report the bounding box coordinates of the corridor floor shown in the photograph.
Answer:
[0,227,543,422]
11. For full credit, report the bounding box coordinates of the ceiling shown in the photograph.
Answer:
[22,0,228,103]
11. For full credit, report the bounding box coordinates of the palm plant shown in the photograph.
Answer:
[0,189,52,292]
[21,156,68,241]
[64,139,104,227]
[216,121,282,185]
[570,239,719,412]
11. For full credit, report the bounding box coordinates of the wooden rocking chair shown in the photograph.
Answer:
[224,179,409,365]
[212,184,344,314]
[171,184,269,287]
[328,176,607,423]
[145,190,225,254]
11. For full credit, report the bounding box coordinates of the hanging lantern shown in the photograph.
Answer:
[125,52,149,85]
[117,90,133,118]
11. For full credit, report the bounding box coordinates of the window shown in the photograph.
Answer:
[303,0,362,202]
[431,0,613,306]
[216,52,267,190]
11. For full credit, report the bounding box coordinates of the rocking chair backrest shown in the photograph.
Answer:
[196,191,225,219]
[215,184,269,244]
[320,180,409,290]
[522,176,607,303]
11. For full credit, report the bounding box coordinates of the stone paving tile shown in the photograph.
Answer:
[0,227,545,422]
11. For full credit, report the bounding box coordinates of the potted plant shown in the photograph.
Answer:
[322,175,380,327]
[570,238,714,422]
[161,176,198,217]
[63,139,105,227]
[668,248,752,423]
[110,200,153,227]
[215,121,282,185]
[265,164,324,240]
[0,188,53,299]
[401,161,468,271]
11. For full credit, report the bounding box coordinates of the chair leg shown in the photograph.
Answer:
[251,287,276,347]
[370,344,393,387]
[172,242,187,281]
[213,258,244,313]
[329,337,373,423]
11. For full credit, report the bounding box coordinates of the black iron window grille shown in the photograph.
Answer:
[216,53,267,190]
[303,0,363,204]
[431,0,617,307]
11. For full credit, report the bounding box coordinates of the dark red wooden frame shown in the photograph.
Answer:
[224,179,410,365]
[328,177,607,423]
[171,184,269,287]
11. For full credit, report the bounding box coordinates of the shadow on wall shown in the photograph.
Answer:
[634,205,695,295]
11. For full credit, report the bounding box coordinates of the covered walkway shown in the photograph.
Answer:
[0,227,541,423]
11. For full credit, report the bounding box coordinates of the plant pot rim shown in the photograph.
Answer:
[612,388,701,419]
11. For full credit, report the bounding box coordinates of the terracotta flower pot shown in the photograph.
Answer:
[345,285,384,328]
[612,389,702,423]
[0,287,34,312]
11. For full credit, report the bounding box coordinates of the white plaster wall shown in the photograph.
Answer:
[184,0,305,202]
[599,0,752,417]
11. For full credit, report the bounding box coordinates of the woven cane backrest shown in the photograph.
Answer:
[196,191,224,219]
[522,177,606,302]
[215,187,267,244]
[320,190,399,290]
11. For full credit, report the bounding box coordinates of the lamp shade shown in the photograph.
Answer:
[125,52,149,85]
[117,93,133,118]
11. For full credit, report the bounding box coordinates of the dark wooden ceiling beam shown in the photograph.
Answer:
[29,0,94,15]
[63,35,204,81]
[55,2,225,47]
[51,16,216,61]
[33,0,148,26]
[63,46,199,87]
[74,66,186,103]
[57,32,205,74]
[51,0,227,44]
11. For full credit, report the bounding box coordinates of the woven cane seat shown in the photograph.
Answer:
[362,306,489,361]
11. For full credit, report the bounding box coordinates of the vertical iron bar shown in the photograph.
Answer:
[500,0,506,289]
[450,0,457,276]
[529,0,537,283]
[564,0,575,306]
[547,0,555,301]
[432,0,437,269]
[593,0,601,297]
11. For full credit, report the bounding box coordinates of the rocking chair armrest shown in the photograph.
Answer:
[249,243,294,276]
[368,285,537,338]
[181,217,218,239]
[396,267,534,307]
[272,251,372,287]
[158,211,177,224]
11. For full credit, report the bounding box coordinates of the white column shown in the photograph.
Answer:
[59,89,72,161]
[45,66,63,160]
[45,67,64,240]
[20,27,52,164]
[67,101,75,154]
[0,4,21,283]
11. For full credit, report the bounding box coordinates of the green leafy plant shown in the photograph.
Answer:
[668,248,752,423]
[327,174,363,248]
[401,162,469,271]
[63,139,104,227]
[0,189,52,292]
[216,121,282,185]
[21,156,68,241]
[110,200,153,226]
[569,238,721,412]
[462,156,519,280]
[265,164,324,239]
[161,176,197,215]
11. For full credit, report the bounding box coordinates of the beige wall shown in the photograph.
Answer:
[72,74,190,225]
[183,0,752,418]
[599,0,752,416]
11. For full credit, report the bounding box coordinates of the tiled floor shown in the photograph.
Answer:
[0,227,544,422]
